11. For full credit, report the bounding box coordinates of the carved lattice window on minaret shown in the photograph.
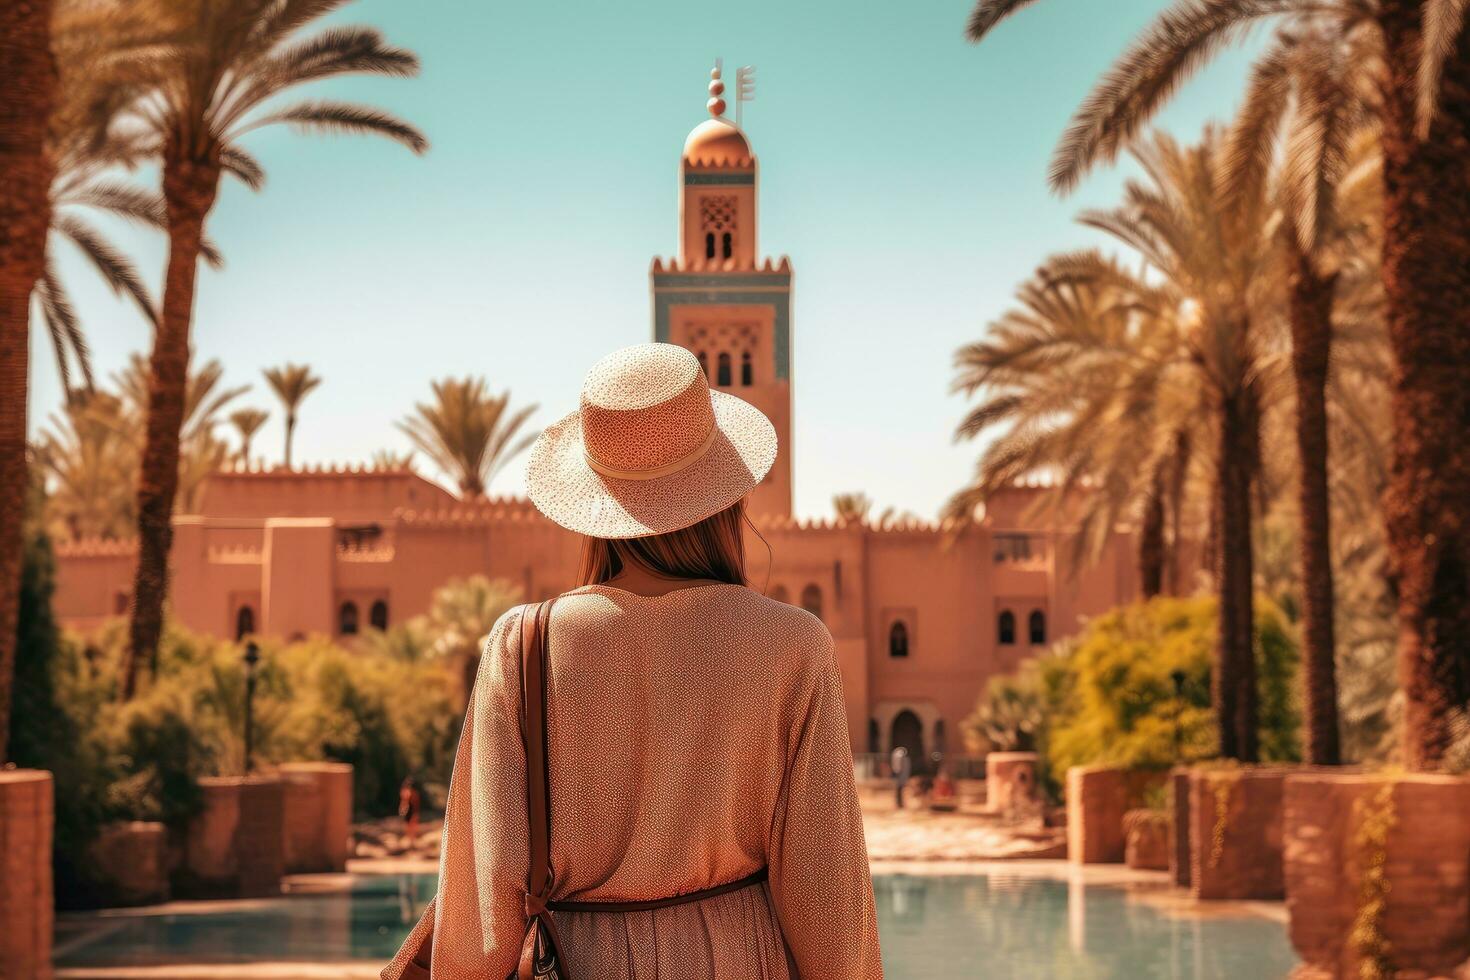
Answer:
[700,195,738,260]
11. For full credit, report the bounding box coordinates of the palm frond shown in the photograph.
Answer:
[221,144,265,190]
[1416,0,1468,138]
[236,99,427,153]
[36,263,95,393]
[1222,31,1295,206]
[52,213,158,325]
[1050,0,1295,192]
[965,0,1047,42]
[61,179,167,227]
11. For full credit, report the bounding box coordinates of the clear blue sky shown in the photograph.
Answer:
[32,0,1265,519]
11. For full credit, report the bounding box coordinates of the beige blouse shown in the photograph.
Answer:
[429,583,882,979]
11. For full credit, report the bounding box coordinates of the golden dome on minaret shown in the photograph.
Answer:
[683,61,753,166]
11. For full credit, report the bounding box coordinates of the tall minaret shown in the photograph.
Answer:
[651,62,793,518]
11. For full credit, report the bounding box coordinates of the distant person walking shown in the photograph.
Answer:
[397,776,421,851]
[891,745,912,809]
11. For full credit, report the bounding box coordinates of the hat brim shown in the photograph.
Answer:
[525,390,777,539]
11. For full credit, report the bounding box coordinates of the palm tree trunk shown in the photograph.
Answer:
[1288,244,1341,765]
[122,152,220,699]
[284,412,295,468]
[0,0,57,761]
[1166,429,1191,595]
[1139,463,1166,599]
[1214,384,1259,762]
[1376,0,1470,769]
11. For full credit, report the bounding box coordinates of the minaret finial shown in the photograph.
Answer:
[707,59,727,119]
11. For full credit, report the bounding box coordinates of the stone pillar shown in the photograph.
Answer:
[1123,809,1169,870]
[184,777,242,891]
[183,775,284,898]
[90,821,169,906]
[1168,768,1191,888]
[0,770,54,980]
[236,776,285,898]
[1285,772,1470,978]
[280,762,353,873]
[1067,766,1127,864]
[1188,767,1288,900]
[986,752,1041,820]
[1067,766,1166,865]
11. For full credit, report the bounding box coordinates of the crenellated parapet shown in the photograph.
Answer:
[207,544,263,564]
[394,496,548,529]
[650,255,791,275]
[217,460,417,477]
[53,537,138,558]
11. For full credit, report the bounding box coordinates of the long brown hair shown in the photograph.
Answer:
[577,498,748,586]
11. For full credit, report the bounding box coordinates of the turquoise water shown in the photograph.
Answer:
[56,872,1298,977]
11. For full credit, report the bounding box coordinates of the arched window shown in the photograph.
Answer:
[716,352,732,387]
[997,609,1016,645]
[114,591,129,615]
[1028,609,1047,645]
[867,719,880,754]
[705,232,715,259]
[800,584,824,622]
[370,600,389,631]
[697,351,709,377]
[935,719,948,755]
[721,231,732,259]
[339,601,360,636]
[740,350,753,386]
[888,620,909,658]
[235,605,255,641]
[769,584,789,604]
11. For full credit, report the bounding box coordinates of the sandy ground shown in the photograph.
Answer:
[351,792,1067,865]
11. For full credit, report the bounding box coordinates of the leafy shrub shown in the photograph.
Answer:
[1046,595,1300,774]
[967,595,1301,791]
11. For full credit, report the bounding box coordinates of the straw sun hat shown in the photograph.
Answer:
[525,343,777,539]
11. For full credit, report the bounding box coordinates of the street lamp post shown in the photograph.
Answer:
[1170,668,1187,761]
[243,641,260,774]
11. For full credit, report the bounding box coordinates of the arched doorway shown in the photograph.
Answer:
[891,709,926,774]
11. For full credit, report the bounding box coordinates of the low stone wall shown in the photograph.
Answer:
[1168,768,1191,888]
[181,775,284,898]
[1285,772,1470,978]
[0,769,54,980]
[90,821,169,906]
[1188,766,1288,900]
[986,752,1041,821]
[1124,809,1169,870]
[1066,766,1166,864]
[280,762,353,873]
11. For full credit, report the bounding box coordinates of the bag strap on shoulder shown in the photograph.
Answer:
[517,599,569,980]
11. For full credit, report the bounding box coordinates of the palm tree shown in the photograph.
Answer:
[262,363,321,467]
[832,492,874,524]
[103,1,427,699]
[990,132,1280,760]
[947,252,1201,599]
[118,355,247,518]
[1221,29,1381,764]
[370,448,414,470]
[424,575,522,711]
[399,378,538,498]
[34,390,141,541]
[965,0,1470,770]
[0,0,59,762]
[229,408,269,465]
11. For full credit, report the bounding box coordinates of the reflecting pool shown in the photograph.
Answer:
[56,871,1299,977]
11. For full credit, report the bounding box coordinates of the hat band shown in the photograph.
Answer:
[584,422,719,482]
